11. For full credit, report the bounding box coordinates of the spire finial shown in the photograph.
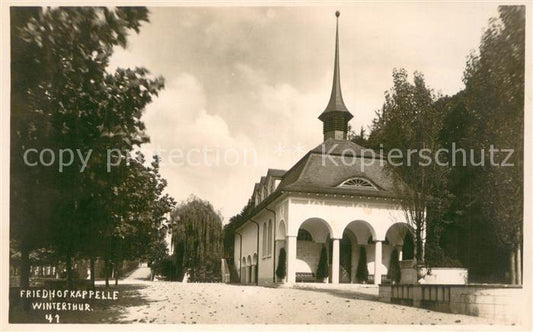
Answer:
[318,11,354,141]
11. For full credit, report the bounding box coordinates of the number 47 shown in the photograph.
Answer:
[45,314,59,323]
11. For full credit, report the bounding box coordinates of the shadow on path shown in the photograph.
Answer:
[293,286,380,302]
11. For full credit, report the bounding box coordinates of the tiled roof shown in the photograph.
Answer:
[277,138,398,197]
[266,169,286,178]
[234,139,404,230]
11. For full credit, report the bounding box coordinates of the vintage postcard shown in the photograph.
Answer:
[2,1,531,331]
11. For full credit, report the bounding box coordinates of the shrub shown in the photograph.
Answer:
[356,246,369,283]
[387,249,401,284]
[316,245,329,281]
[151,255,176,280]
[276,248,287,280]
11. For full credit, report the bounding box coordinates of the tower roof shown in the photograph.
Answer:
[319,11,353,121]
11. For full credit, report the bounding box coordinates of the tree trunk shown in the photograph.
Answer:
[415,227,423,264]
[20,246,30,311]
[509,248,516,285]
[66,252,73,288]
[90,256,95,289]
[114,262,119,286]
[516,244,522,285]
[104,258,110,287]
[20,247,30,289]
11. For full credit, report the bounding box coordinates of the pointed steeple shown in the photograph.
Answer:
[319,11,353,141]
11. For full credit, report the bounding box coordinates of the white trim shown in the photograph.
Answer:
[337,177,378,190]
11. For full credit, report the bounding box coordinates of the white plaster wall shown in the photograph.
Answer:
[296,241,321,274]
[233,236,241,269]
[238,222,259,278]
[241,223,258,257]
[258,217,274,283]
[365,244,387,277]
[287,196,407,240]
[256,210,277,284]
[381,243,395,276]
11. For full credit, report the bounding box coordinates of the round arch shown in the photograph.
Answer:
[342,220,377,245]
[253,253,258,265]
[277,220,286,240]
[297,218,333,243]
[385,222,414,246]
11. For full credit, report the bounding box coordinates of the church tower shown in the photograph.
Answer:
[318,11,353,141]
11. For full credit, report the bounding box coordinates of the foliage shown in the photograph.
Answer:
[224,201,254,260]
[316,245,329,281]
[348,125,369,146]
[387,249,401,284]
[152,255,177,280]
[10,7,173,288]
[368,69,449,264]
[356,246,368,283]
[172,196,224,282]
[276,248,287,279]
[439,6,524,283]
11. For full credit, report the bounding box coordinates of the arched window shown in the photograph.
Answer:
[338,177,377,190]
[297,229,313,241]
[268,219,273,255]
[262,223,267,257]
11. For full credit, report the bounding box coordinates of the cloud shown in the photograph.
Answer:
[139,73,261,221]
[107,5,499,222]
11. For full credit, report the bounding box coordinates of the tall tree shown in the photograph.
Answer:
[171,196,224,282]
[10,7,165,288]
[442,6,524,283]
[368,69,449,265]
[112,154,175,285]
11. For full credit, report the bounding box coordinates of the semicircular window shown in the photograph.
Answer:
[338,177,377,190]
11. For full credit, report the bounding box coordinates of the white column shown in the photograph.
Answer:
[286,235,297,284]
[331,238,340,284]
[374,241,382,285]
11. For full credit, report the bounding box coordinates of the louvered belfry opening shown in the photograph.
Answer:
[322,113,349,140]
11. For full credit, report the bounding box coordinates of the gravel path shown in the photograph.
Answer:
[117,281,504,325]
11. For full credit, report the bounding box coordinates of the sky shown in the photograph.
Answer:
[108,4,499,223]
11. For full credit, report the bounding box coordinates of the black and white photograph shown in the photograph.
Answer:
[2,1,531,330]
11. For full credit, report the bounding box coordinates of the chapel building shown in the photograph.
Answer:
[233,12,417,286]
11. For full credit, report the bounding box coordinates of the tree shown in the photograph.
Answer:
[316,245,329,281]
[10,7,167,289]
[387,249,401,284]
[10,7,59,292]
[171,196,224,282]
[104,154,175,286]
[356,246,368,283]
[348,125,369,146]
[441,6,524,284]
[276,248,287,280]
[368,69,449,265]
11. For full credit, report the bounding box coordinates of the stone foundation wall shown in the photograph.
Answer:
[379,284,525,324]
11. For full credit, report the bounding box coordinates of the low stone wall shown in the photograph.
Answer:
[400,267,468,285]
[379,284,524,324]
